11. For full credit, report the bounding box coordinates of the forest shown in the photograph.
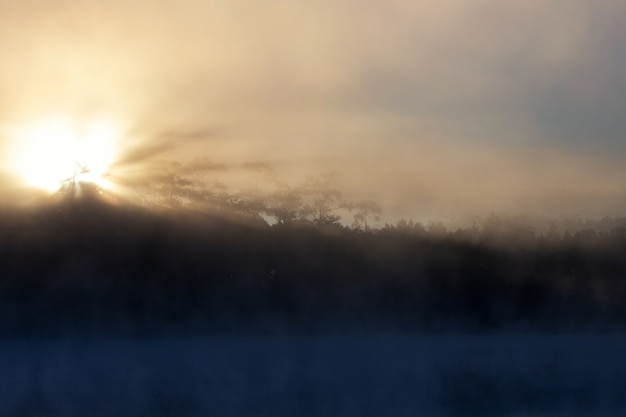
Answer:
[1,161,626,337]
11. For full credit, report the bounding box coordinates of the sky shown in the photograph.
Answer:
[0,0,625,221]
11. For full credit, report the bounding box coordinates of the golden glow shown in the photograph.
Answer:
[10,117,121,192]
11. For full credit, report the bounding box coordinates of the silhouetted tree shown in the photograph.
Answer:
[350,200,382,231]
[228,193,266,221]
[428,221,447,236]
[546,222,561,241]
[396,218,409,231]
[265,187,304,225]
[300,172,347,226]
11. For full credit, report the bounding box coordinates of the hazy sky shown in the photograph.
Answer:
[1,0,625,220]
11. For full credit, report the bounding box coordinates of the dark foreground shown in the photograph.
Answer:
[1,334,625,417]
[2,199,626,415]
[2,199,626,336]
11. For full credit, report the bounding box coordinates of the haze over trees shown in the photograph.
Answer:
[1,159,625,337]
[122,159,377,229]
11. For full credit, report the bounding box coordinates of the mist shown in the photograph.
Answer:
[1,0,626,220]
[6,4,626,416]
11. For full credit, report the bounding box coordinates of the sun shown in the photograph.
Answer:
[10,117,121,193]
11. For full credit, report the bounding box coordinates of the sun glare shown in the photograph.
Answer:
[10,117,121,192]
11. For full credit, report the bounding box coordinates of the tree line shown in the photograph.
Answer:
[1,158,626,336]
[109,158,626,241]
[115,159,382,230]
[0,189,625,336]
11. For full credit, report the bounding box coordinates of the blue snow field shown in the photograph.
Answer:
[1,334,625,416]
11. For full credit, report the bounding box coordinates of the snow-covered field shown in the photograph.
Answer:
[1,334,625,416]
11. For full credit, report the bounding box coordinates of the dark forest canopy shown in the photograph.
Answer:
[1,185,626,337]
